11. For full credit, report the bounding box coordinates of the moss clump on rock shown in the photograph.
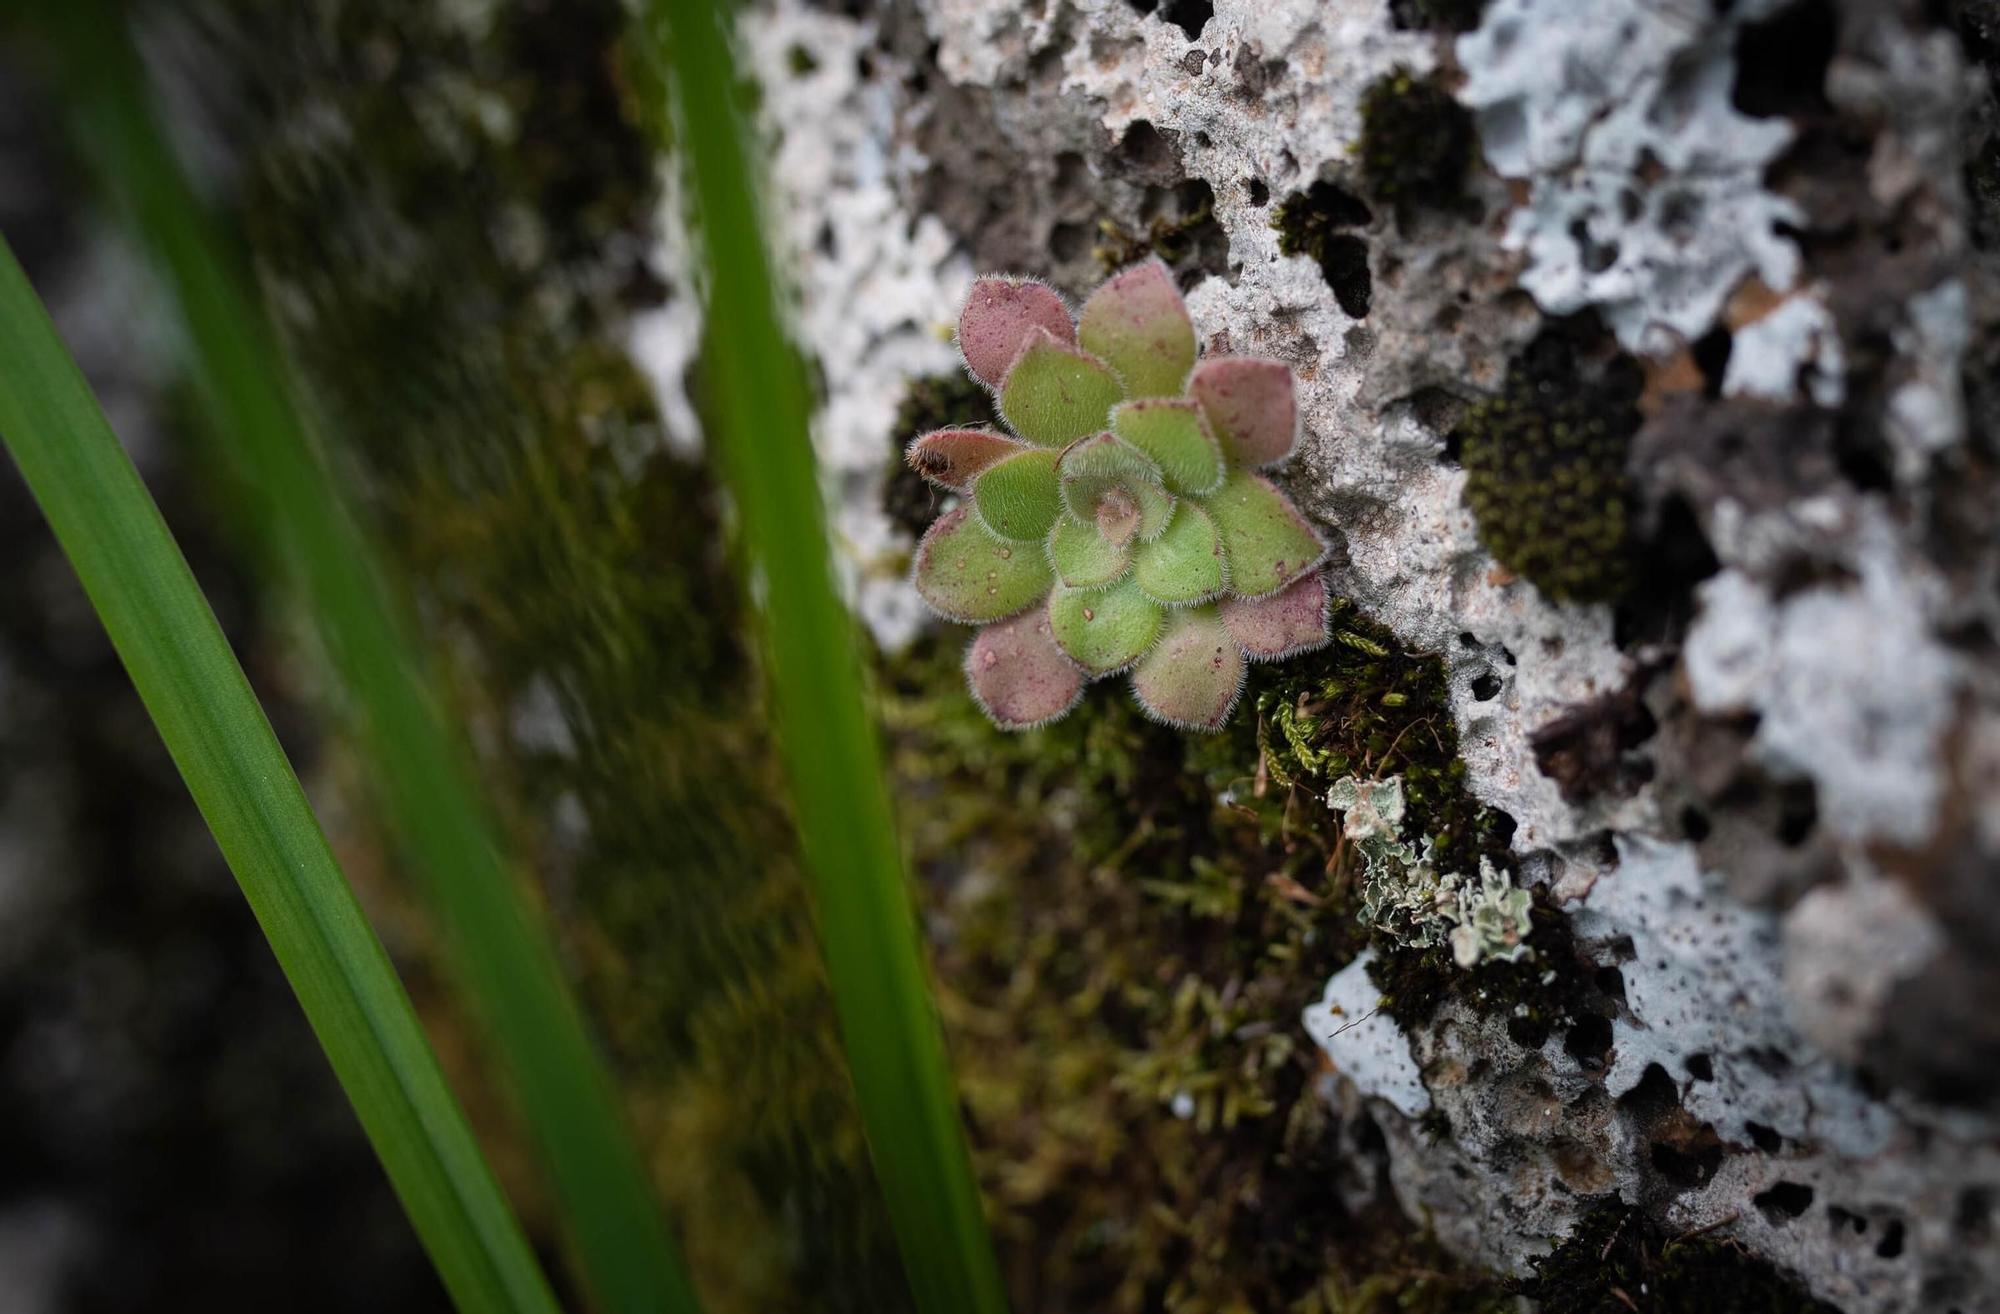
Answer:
[1243,601,1616,1047]
[882,610,1518,1311]
[1355,68,1476,213]
[1244,602,1599,1041]
[1366,893,1603,1046]
[1457,327,1645,605]
[1092,181,1228,283]
[1251,598,1510,878]
[1520,1204,1840,1313]
[1273,181,1374,318]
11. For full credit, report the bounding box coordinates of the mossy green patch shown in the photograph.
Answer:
[1251,599,1508,877]
[1240,600,1612,1044]
[1273,182,1373,318]
[1355,67,1477,215]
[1093,181,1228,284]
[1519,1204,1840,1313]
[880,627,1517,1312]
[1457,324,1645,605]
[219,0,906,1307]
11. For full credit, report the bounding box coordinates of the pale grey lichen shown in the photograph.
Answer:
[646,0,2000,1305]
[1683,512,1958,849]
[1457,0,1803,357]
[1329,774,1532,968]
[1303,949,1432,1119]
[1325,773,1405,845]
[1447,859,1533,970]
[1723,289,1846,408]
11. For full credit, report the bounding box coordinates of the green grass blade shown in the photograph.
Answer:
[645,4,1009,1312]
[31,10,703,1312]
[0,235,563,1314]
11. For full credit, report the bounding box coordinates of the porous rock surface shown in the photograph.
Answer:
[643,0,2000,1308]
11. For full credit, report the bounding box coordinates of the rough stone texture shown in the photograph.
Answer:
[681,0,2000,1308]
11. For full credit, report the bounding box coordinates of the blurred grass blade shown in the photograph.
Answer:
[0,236,562,1314]
[33,8,702,1312]
[647,4,1009,1312]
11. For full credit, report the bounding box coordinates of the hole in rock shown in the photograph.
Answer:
[1754,1180,1815,1223]
[1732,0,1837,119]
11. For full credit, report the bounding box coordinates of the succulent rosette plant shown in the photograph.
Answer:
[907,258,1332,731]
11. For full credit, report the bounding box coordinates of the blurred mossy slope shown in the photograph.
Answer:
[879,602,1519,1312]
[194,0,1517,1302]
[173,0,1740,1308]
[185,0,904,1307]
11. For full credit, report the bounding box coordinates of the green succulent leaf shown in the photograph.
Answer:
[998,329,1125,446]
[906,428,1029,491]
[971,448,1062,541]
[957,277,1074,388]
[1058,432,1174,543]
[1047,511,1132,588]
[1111,399,1225,496]
[912,504,1054,622]
[1077,258,1196,399]
[1133,502,1226,605]
[964,606,1084,729]
[1047,575,1163,675]
[1130,605,1245,732]
[1219,570,1330,659]
[1204,470,1326,598]
[1189,357,1298,467]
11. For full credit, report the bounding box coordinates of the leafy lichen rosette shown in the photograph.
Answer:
[907,259,1332,732]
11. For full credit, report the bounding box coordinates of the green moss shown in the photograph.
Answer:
[1366,893,1599,1045]
[1251,599,1509,877]
[1239,601,1612,1043]
[218,0,906,1307]
[882,371,998,536]
[1273,182,1373,318]
[1093,181,1226,281]
[1520,1204,1840,1313]
[879,591,1531,1310]
[1354,68,1476,214]
[1458,326,1645,605]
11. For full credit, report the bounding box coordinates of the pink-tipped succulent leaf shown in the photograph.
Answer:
[1078,259,1197,399]
[1133,502,1226,606]
[911,505,1054,622]
[1047,512,1132,588]
[965,606,1085,729]
[1047,576,1163,675]
[1189,357,1298,467]
[1220,571,1331,659]
[1131,605,1245,732]
[1111,399,1225,496]
[998,330,1125,447]
[1204,470,1327,598]
[970,448,1063,542]
[917,266,1334,734]
[1058,432,1175,542]
[957,278,1074,388]
[906,429,1029,491]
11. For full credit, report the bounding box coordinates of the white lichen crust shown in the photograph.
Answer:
[642,0,2000,1307]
